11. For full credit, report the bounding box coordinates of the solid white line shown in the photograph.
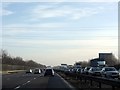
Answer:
[14,86,21,89]
[56,73,75,90]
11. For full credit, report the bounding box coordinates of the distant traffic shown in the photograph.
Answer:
[25,67,55,77]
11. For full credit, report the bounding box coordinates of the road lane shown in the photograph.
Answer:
[2,72,75,90]
[19,76,49,89]
[47,73,75,90]
[2,72,43,89]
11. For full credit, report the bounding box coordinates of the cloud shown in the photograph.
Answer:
[4,22,67,28]
[31,5,104,20]
[0,9,13,16]
[0,3,13,16]
[3,39,118,55]
[2,22,68,37]
[2,0,119,2]
[3,23,117,41]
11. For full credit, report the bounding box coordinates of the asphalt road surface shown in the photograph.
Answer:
[2,71,75,90]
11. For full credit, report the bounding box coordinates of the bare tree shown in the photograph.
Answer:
[1,50,45,69]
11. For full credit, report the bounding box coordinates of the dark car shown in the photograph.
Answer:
[34,68,41,74]
[44,68,54,76]
[88,67,102,76]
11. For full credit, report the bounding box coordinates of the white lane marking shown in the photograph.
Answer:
[18,76,37,87]
[22,80,31,86]
[27,80,30,83]
[7,78,10,80]
[14,86,21,89]
[22,81,30,85]
[22,83,26,85]
[56,73,75,89]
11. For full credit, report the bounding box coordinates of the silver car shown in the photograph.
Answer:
[118,68,120,79]
[101,67,119,78]
[83,67,91,74]
[88,67,102,76]
[76,68,82,73]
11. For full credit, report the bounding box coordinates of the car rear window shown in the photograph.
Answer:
[45,69,52,74]
[35,69,39,71]
[46,69,52,72]
[87,67,90,70]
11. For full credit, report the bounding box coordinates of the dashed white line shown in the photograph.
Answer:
[27,80,30,83]
[7,78,10,80]
[22,80,31,86]
[22,83,26,85]
[14,86,21,89]
[14,77,37,89]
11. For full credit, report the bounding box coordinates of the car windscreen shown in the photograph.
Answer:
[105,68,116,71]
[85,67,90,70]
[35,69,39,71]
[92,68,101,71]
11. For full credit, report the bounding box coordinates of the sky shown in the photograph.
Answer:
[1,0,118,66]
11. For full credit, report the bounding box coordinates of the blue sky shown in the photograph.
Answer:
[1,1,118,66]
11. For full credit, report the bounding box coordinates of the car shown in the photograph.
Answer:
[83,67,91,74]
[118,68,120,79]
[40,69,44,73]
[101,67,119,78]
[26,69,32,73]
[71,68,77,73]
[81,67,85,74]
[76,68,82,73]
[34,68,41,74]
[88,67,102,76]
[44,68,54,76]
[65,69,74,74]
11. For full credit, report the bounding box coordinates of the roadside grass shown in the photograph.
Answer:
[0,70,25,74]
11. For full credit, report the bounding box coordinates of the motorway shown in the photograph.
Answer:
[2,71,75,90]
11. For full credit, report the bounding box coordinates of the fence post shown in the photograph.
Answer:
[112,86,115,90]
[85,78,87,83]
[75,74,78,80]
[80,77,82,81]
[99,82,101,88]
[90,80,92,86]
